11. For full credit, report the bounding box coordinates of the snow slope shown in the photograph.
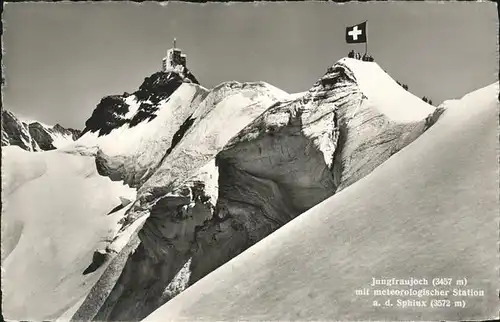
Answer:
[144,82,499,321]
[338,58,435,122]
[70,83,209,187]
[134,81,290,216]
[1,147,136,321]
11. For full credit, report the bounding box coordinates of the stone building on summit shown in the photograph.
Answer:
[161,38,187,72]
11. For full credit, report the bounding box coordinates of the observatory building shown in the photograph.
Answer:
[161,38,187,72]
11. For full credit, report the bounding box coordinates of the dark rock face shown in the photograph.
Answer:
[166,116,195,154]
[83,251,109,275]
[129,103,159,127]
[135,71,198,104]
[1,110,33,150]
[2,110,81,151]
[82,69,199,137]
[82,96,131,137]
[28,123,56,150]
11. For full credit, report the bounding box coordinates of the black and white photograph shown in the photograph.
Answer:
[1,1,498,321]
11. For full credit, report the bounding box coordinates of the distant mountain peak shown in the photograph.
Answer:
[1,109,81,151]
[81,49,199,137]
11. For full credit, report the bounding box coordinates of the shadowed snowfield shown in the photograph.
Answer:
[144,83,499,321]
[1,148,135,320]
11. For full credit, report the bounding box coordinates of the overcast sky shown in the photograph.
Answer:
[3,1,498,129]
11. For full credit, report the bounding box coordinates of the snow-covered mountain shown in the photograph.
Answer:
[70,58,441,321]
[1,109,80,151]
[144,82,500,322]
[80,68,198,138]
[2,50,497,322]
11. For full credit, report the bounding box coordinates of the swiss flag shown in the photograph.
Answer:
[346,22,367,44]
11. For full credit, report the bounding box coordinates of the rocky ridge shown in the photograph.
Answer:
[1,109,81,151]
[81,67,198,138]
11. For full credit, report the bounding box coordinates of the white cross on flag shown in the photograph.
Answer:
[346,21,367,44]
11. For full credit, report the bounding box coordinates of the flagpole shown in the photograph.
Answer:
[364,20,368,55]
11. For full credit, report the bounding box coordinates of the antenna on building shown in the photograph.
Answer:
[173,38,177,49]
